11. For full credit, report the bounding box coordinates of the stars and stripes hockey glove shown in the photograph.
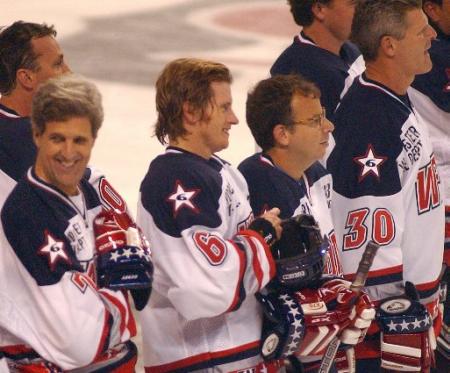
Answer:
[257,279,375,363]
[378,281,436,372]
[94,209,153,310]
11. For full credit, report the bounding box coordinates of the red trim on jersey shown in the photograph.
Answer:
[109,354,137,373]
[0,344,34,354]
[144,340,260,373]
[99,290,127,335]
[344,264,403,281]
[415,278,441,293]
[240,229,276,280]
[226,240,247,313]
[243,236,264,290]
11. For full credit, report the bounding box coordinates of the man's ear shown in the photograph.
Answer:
[273,123,290,148]
[311,1,327,22]
[423,1,440,24]
[379,35,397,58]
[182,102,201,125]
[16,68,35,91]
[32,127,41,147]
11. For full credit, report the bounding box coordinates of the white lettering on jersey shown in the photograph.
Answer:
[401,125,423,164]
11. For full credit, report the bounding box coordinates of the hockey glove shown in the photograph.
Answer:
[94,209,153,309]
[257,279,374,361]
[378,281,436,372]
[294,278,375,357]
[437,265,449,360]
[257,291,306,361]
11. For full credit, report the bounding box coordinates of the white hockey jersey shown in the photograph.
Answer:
[137,147,277,372]
[410,31,450,267]
[0,169,137,372]
[328,74,444,306]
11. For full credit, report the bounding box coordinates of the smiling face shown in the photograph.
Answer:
[195,81,239,158]
[33,116,95,196]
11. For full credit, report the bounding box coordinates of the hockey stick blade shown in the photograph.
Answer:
[318,240,380,373]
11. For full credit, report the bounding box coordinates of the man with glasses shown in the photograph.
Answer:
[239,74,375,372]
[328,1,442,371]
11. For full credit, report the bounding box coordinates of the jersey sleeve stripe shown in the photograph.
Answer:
[240,229,276,280]
[241,235,263,291]
[226,241,247,313]
[99,290,128,337]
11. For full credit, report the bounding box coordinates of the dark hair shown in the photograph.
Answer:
[154,58,232,145]
[246,74,321,151]
[288,0,332,27]
[351,0,422,61]
[32,75,103,138]
[0,21,56,95]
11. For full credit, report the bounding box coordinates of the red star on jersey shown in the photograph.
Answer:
[166,180,200,217]
[353,144,387,182]
[38,230,71,271]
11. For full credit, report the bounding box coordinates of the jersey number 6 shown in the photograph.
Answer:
[193,231,227,265]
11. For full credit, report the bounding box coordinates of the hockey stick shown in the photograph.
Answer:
[318,240,380,373]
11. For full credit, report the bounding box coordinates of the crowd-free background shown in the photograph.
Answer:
[2,1,297,370]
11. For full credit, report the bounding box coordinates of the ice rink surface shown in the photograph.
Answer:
[2,1,298,370]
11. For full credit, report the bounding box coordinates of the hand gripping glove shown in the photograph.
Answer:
[378,281,436,372]
[437,265,449,360]
[257,278,375,361]
[295,279,375,357]
[94,209,153,310]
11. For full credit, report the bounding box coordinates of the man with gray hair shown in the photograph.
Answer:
[328,0,442,371]
[0,75,152,372]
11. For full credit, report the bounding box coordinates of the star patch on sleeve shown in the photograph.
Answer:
[353,144,387,182]
[38,230,71,271]
[166,180,200,217]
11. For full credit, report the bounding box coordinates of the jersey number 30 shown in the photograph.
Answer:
[343,208,395,250]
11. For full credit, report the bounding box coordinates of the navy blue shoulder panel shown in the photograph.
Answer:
[270,36,362,119]
[140,151,223,237]
[238,153,303,220]
[0,115,36,181]
[1,179,83,286]
[412,38,450,112]
[328,80,407,198]
[79,176,103,210]
[304,161,328,185]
